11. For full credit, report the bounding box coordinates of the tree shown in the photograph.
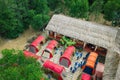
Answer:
[47,0,60,11]
[90,0,104,21]
[31,14,50,31]
[0,0,31,39]
[28,0,49,14]
[103,0,120,26]
[0,0,24,39]
[0,0,50,38]
[47,0,66,14]
[0,49,48,80]
[28,0,50,31]
[15,0,30,29]
[69,0,89,19]
[88,0,95,6]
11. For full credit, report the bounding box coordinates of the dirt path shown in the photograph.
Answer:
[0,28,37,51]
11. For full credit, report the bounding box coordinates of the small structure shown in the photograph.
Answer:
[94,62,104,80]
[42,40,58,58]
[29,35,45,53]
[59,46,75,67]
[81,52,98,80]
[43,60,64,80]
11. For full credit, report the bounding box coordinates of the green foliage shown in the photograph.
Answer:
[88,0,96,6]
[0,0,119,39]
[60,36,76,48]
[0,49,48,80]
[31,14,50,31]
[69,0,89,19]
[90,0,104,20]
[28,0,50,31]
[28,0,49,14]
[90,0,104,13]
[0,0,50,39]
[47,0,60,11]
[0,0,24,39]
[15,0,30,30]
[103,0,120,26]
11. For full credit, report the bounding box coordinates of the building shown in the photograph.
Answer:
[42,40,58,58]
[45,14,120,80]
[59,46,75,68]
[43,60,64,80]
[29,35,45,53]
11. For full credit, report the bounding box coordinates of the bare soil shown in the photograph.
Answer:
[89,14,111,26]
[0,28,37,51]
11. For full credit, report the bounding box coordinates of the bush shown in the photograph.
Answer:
[0,0,50,39]
[69,0,89,19]
[28,0,49,14]
[103,0,120,26]
[0,0,26,39]
[47,0,60,10]
[31,14,50,31]
[0,49,48,80]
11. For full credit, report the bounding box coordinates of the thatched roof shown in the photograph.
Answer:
[114,28,120,54]
[46,14,119,50]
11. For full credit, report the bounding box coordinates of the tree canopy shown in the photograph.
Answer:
[0,0,119,39]
[0,0,24,38]
[0,0,50,39]
[69,0,89,19]
[0,49,48,80]
[29,0,50,31]
[31,14,50,31]
[103,0,120,26]
[90,0,104,21]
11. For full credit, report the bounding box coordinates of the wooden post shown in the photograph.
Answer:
[73,38,75,41]
[54,32,56,39]
[83,42,86,48]
[46,30,49,36]
[94,46,97,51]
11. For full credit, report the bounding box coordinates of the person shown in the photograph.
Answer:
[48,74,52,79]
[60,52,63,56]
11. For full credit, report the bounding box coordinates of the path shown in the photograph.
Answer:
[36,41,50,56]
[50,46,64,64]
[0,28,37,51]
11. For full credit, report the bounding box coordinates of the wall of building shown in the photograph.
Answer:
[115,28,120,54]
[115,58,120,80]
[103,50,120,80]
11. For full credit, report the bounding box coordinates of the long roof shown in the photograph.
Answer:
[60,46,75,61]
[24,50,40,59]
[46,14,118,49]
[60,46,75,66]
[31,36,44,47]
[43,60,64,75]
[46,40,58,51]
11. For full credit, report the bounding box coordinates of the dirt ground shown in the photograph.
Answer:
[89,14,111,26]
[0,28,37,51]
